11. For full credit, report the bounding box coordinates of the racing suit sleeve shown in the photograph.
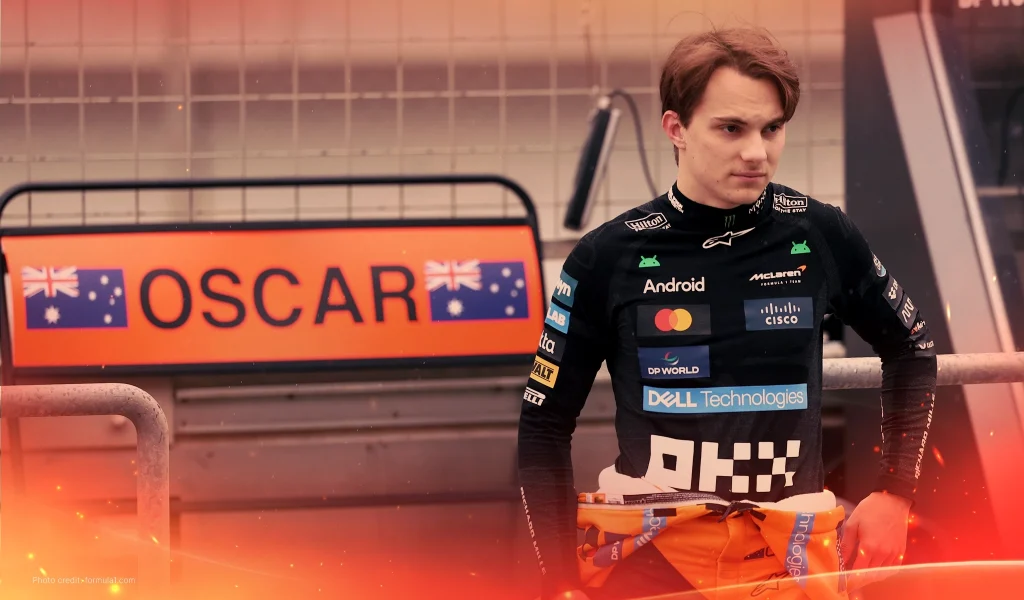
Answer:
[517,230,613,598]
[820,204,937,501]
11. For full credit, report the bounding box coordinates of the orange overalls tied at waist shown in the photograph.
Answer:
[576,488,849,600]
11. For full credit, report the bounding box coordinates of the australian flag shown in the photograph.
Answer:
[425,259,529,322]
[23,266,128,330]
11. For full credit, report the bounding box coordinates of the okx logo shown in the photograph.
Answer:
[636,305,711,337]
[644,436,803,495]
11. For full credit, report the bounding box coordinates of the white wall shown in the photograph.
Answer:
[0,0,845,243]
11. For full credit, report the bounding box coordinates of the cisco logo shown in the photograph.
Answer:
[744,298,813,331]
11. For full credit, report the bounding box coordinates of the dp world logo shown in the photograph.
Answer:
[638,346,709,379]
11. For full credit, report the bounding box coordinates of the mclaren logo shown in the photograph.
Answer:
[749,265,806,286]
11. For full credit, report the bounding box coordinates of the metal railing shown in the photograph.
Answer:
[0,383,170,597]
[1,352,1023,598]
[823,351,1024,389]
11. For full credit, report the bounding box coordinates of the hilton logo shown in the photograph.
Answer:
[625,213,671,232]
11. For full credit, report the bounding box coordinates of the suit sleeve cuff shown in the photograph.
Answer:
[873,473,917,505]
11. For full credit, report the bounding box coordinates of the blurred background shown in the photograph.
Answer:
[0,0,845,232]
[0,0,1023,598]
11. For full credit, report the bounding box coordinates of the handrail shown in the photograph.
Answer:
[175,352,1024,400]
[0,383,171,597]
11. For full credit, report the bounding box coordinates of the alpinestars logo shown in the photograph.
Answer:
[703,227,756,249]
[749,265,806,286]
[626,212,671,232]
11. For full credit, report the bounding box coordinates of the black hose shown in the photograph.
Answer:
[608,89,659,198]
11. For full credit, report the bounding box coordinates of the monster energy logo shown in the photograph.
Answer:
[724,215,736,227]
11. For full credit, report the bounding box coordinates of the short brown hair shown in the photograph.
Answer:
[660,27,801,128]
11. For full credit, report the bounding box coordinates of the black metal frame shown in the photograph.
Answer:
[0,173,545,381]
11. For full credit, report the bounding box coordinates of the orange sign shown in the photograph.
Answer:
[1,223,545,373]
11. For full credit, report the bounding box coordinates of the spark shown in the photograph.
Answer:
[110,584,121,594]
[946,303,951,321]
[39,568,48,576]
[932,446,946,467]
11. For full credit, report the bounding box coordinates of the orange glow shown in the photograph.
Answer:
[933,446,946,467]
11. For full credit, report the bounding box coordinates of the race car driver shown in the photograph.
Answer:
[516,27,937,600]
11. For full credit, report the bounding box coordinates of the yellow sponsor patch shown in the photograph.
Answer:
[529,356,559,388]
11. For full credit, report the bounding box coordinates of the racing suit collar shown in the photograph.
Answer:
[662,182,773,232]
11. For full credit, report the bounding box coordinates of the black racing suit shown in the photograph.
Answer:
[516,182,937,598]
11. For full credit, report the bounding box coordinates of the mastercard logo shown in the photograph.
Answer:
[637,304,711,337]
[654,308,694,332]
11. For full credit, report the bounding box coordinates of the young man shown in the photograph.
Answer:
[517,28,937,600]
